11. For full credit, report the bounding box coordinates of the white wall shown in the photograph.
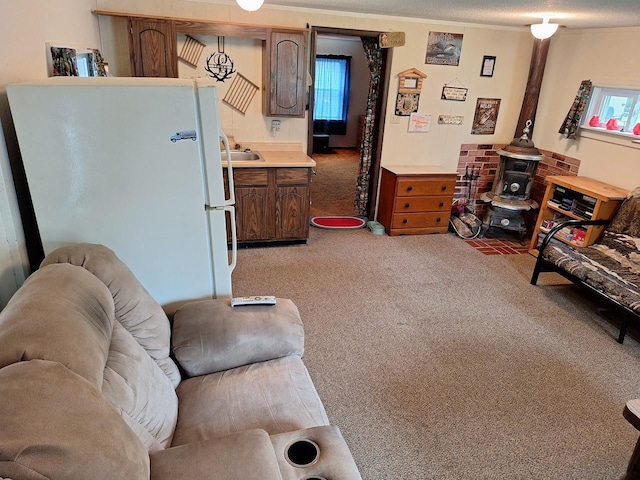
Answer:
[535,26,640,191]
[0,0,102,305]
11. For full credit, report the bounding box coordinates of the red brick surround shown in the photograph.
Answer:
[455,143,581,222]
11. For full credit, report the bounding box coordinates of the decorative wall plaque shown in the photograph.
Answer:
[438,115,464,125]
[397,68,427,94]
[441,86,468,101]
[395,93,420,116]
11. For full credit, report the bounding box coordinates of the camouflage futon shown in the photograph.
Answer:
[531,187,640,343]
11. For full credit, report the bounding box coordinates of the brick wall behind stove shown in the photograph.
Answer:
[456,143,581,221]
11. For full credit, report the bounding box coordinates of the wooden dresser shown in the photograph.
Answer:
[377,165,457,236]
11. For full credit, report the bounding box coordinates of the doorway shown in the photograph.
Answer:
[307,27,392,220]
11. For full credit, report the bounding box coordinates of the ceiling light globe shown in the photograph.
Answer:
[236,0,264,11]
[530,17,559,39]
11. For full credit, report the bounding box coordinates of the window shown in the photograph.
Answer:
[313,55,351,128]
[582,86,640,136]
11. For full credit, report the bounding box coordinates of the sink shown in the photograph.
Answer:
[226,150,264,162]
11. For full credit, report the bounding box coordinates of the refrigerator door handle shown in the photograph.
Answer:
[226,205,237,272]
[219,131,235,206]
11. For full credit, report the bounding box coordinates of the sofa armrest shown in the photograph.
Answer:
[150,429,282,480]
[172,298,304,377]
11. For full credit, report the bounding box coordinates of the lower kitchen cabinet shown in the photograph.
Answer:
[377,165,457,236]
[227,167,310,243]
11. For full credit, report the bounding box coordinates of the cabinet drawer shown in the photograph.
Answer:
[396,178,456,196]
[391,212,449,229]
[233,169,269,186]
[276,168,309,185]
[393,196,451,213]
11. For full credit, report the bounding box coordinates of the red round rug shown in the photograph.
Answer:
[310,216,367,229]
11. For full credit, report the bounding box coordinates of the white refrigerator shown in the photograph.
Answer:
[7,77,236,312]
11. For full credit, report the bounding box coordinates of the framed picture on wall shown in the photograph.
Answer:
[471,98,501,134]
[481,56,496,77]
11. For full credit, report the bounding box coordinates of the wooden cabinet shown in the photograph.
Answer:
[227,167,310,243]
[528,175,628,256]
[128,17,177,77]
[377,166,457,236]
[263,30,307,117]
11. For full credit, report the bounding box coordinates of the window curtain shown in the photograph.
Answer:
[355,37,383,216]
[313,55,350,135]
[559,79,593,139]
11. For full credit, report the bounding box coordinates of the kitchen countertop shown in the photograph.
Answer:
[230,149,316,168]
[223,140,316,168]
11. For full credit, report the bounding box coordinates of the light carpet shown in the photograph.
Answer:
[232,228,640,479]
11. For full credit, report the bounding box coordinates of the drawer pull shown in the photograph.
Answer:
[405,203,411,208]
[441,185,447,191]
[439,202,444,207]
[436,217,441,223]
[402,219,408,224]
[406,186,413,192]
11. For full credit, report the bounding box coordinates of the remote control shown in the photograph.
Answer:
[231,296,276,307]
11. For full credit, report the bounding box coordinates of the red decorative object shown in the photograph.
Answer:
[633,123,640,136]
[606,118,620,130]
[589,115,601,127]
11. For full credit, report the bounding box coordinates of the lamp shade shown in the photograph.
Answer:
[530,17,558,39]
[236,0,264,11]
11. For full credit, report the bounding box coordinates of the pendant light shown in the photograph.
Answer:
[530,16,559,39]
[236,0,264,11]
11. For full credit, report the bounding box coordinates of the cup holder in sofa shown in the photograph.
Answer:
[286,439,320,467]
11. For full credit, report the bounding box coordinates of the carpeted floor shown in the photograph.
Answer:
[232,228,640,479]
[310,148,360,217]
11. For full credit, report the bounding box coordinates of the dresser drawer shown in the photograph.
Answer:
[391,212,449,229]
[396,178,456,197]
[393,195,451,213]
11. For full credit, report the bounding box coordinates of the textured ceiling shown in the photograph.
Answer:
[265,0,640,29]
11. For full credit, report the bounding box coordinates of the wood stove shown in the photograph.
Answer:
[479,121,544,239]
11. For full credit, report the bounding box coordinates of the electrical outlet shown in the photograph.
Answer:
[390,115,400,124]
[271,119,281,137]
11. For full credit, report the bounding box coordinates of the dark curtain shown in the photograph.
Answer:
[314,55,350,135]
[559,79,593,139]
[355,37,383,216]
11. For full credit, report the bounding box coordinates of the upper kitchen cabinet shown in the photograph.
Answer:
[263,30,307,118]
[128,17,178,77]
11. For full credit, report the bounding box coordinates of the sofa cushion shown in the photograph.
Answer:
[0,359,149,480]
[171,355,329,446]
[103,321,179,451]
[541,233,640,313]
[608,187,640,237]
[172,298,304,376]
[41,243,181,388]
[150,429,282,480]
[0,263,113,389]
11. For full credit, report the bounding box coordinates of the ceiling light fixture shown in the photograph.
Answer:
[236,0,264,11]
[530,16,559,39]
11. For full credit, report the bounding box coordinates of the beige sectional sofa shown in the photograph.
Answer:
[0,244,361,480]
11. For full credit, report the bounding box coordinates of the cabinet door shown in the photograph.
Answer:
[235,186,272,241]
[264,31,307,117]
[275,185,310,239]
[129,17,177,77]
